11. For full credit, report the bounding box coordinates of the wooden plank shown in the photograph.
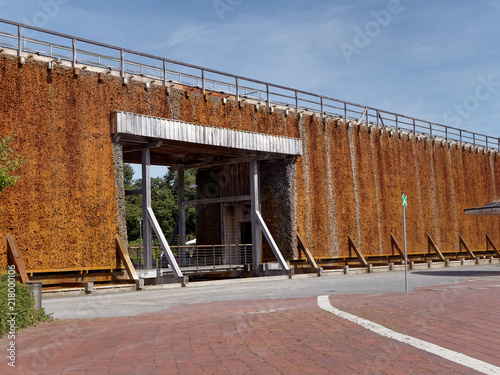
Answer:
[7,234,29,283]
[459,234,475,259]
[347,235,368,267]
[427,233,445,261]
[390,233,405,259]
[116,236,139,281]
[296,231,319,270]
[26,266,122,273]
[486,232,500,256]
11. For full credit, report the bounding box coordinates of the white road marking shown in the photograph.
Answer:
[317,295,500,375]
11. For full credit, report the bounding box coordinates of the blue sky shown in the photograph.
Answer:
[2,0,500,177]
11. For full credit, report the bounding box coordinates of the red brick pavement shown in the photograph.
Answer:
[2,277,499,374]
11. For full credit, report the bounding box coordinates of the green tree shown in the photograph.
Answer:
[124,164,197,244]
[0,135,23,195]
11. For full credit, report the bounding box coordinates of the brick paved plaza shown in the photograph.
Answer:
[2,273,500,374]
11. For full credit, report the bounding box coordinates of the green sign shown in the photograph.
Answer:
[402,194,408,207]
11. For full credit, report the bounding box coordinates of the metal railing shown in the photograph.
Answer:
[128,244,252,272]
[0,18,498,151]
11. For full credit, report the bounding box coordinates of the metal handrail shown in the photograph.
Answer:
[0,18,498,151]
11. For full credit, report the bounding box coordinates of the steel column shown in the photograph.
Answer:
[141,148,153,269]
[250,160,261,275]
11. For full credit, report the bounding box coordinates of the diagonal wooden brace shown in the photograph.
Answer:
[486,232,500,257]
[459,234,475,259]
[427,233,445,261]
[297,231,320,272]
[390,233,405,259]
[348,234,368,267]
[116,235,139,281]
[7,234,29,283]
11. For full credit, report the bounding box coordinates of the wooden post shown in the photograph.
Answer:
[250,160,261,275]
[7,235,29,283]
[142,147,153,269]
[178,168,186,266]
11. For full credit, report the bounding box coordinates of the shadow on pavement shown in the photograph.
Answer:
[412,268,500,278]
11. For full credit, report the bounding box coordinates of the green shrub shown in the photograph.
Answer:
[0,269,52,337]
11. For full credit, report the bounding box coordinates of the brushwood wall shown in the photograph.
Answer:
[0,52,498,271]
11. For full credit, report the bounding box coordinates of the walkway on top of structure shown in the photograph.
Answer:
[0,18,498,151]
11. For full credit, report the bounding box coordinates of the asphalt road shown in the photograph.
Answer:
[42,263,500,319]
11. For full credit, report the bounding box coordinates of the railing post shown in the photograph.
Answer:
[236,77,239,101]
[445,127,448,141]
[266,84,270,107]
[473,133,476,146]
[395,114,399,131]
[201,69,205,94]
[163,60,167,86]
[429,122,433,138]
[344,102,347,121]
[120,49,125,78]
[295,91,299,112]
[460,129,463,144]
[17,25,22,58]
[321,97,324,120]
[72,38,77,68]
[486,136,488,150]
[413,119,416,136]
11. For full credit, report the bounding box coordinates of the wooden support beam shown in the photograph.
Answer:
[347,235,368,267]
[486,232,500,257]
[7,234,29,283]
[125,189,142,196]
[182,195,251,206]
[297,231,319,270]
[116,235,139,281]
[123,140,163,153]
[427,233,445,261]
[390,233,405,259]
[459,234,475,259]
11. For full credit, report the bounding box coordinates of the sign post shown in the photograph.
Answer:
[402,193,409,292]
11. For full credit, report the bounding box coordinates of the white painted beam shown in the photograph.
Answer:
[255,210,290,271]
[146,207,183,278]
